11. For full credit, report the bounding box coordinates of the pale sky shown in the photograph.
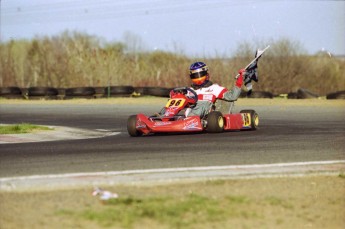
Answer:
[1,0,344,57]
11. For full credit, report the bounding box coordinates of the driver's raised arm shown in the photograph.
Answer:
[222,69,245,101]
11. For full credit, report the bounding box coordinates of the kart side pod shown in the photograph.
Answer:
[207,110,259,132]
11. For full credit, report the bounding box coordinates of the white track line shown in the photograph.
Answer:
[1,160,344,182]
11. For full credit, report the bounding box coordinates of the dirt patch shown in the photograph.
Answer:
[1,175,344,229]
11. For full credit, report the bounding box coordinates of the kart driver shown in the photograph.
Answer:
[184,61,245,118]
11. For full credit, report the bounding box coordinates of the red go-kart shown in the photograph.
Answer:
[127,87,259,136]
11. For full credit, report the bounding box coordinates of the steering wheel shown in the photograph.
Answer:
[173,87,198,104]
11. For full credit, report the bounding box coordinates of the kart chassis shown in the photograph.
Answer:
[127,87,259,136]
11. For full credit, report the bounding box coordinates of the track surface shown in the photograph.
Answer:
[0,101,344,178]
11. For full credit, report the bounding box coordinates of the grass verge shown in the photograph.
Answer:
[0,123,52,134]
[1,175,344,229]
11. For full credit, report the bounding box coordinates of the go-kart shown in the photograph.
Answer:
[127,87,259,137]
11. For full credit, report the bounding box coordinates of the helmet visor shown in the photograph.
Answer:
[192,76,207,85]
[190,71,207,79]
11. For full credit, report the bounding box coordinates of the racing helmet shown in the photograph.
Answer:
[189,62,209,86]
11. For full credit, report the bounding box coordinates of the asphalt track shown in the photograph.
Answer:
[0,100,344,178]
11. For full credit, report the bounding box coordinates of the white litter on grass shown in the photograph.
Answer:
[92,187,119,200]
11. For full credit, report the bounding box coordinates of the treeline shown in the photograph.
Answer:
[0,31,344,95]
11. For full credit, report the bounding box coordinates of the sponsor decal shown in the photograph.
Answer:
[202,94,213,101]
[164,107,179,116]
[136,118,147,129]
[153,121,172,127]
[241,113,251,128]
[183,118,202,130]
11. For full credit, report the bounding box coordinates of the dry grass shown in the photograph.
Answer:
[1,175,344,229]
[1,35,345,95]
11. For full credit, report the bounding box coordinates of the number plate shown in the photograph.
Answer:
[165,99,186,108]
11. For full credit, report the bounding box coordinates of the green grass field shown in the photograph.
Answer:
[0,123,52,134]
[1,175,344,229]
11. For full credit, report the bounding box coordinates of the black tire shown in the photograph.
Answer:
[65,87,95,96]
[240,109,259,130]
[134,87,150,96]
[296,88,319,99]
[206,111,224,133]
[105,86,134,97]
[28,95,58,100]
[287,92,298,99]
[326,90,345,100]
[94,87,106,95]
[146,87,171,97]
[56,88,66,95]
[239,91,248,98]
[28,87,58,96]
[247,91,273,99]
[0,87,23,99]
[0,95,24,99]
[127,115,142,137]
[0,87,22,95]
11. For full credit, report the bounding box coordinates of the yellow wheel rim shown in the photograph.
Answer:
[218,116,224,128]
[254,115,259,127]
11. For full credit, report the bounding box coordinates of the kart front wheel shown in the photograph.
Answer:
[127,115,143,137]
[207,111,224,133]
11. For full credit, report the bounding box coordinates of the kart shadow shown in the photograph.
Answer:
[142,132,205,137]
[139,130,242,137]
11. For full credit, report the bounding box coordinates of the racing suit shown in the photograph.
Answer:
[186,81,241,118]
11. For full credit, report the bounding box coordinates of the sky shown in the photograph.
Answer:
[1,0,344,57]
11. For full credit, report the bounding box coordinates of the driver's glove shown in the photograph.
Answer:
[235,69,245,88]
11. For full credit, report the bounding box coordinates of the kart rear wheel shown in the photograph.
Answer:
[127,115,143,137]
[207,111,224,133]
[240,110,259,130]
